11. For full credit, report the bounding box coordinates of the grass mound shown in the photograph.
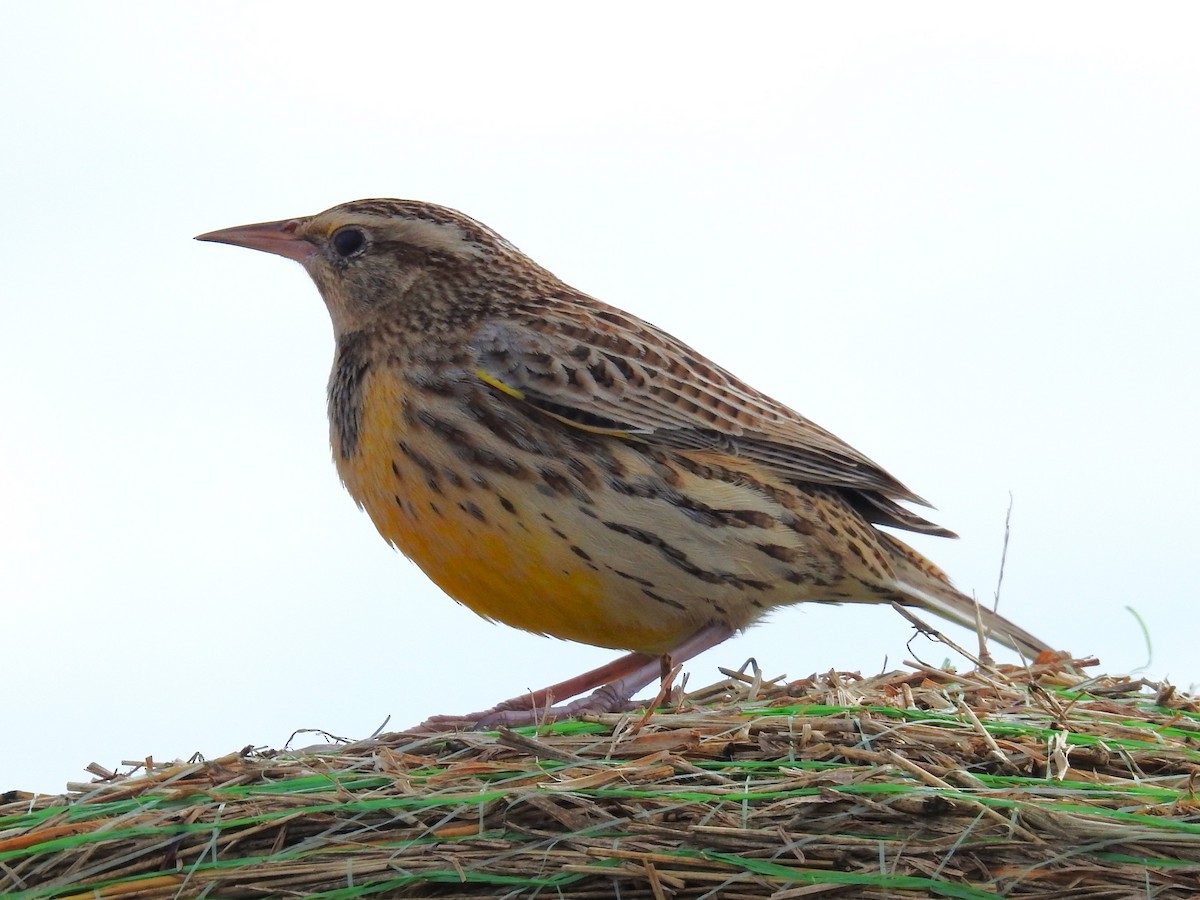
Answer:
[3,654,1199,898]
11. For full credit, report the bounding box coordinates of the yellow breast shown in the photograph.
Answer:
[334,369,691,650]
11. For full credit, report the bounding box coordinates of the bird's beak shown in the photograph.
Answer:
[195,218,316,264]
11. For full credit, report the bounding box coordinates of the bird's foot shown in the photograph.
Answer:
[409,623,737,733]
[417,682,643,731]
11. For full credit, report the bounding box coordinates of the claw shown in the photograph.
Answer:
[410,623,736,731]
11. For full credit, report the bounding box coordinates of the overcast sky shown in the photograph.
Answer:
[4,3,1198,794]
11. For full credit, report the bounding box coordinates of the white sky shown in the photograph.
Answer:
[3,3,1198,795]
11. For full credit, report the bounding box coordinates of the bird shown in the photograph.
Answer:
[196,199,1052,726]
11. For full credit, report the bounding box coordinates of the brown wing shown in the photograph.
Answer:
[470,294,955,537]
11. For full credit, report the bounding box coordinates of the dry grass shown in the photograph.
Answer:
[3,653,1200,898]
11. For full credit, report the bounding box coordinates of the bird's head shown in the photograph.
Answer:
[197,199,529,336]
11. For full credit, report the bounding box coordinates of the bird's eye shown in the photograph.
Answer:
[331,226,367,259]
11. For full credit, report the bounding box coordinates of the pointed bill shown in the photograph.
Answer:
[195,218,316,263]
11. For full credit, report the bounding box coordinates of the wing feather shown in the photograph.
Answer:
[470,296,953,536]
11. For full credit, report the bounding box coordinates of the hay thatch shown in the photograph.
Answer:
[4,653,1200,898]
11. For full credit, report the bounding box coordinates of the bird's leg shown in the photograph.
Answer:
[487,650,658,715]
[419,623,736,730]
[418,651,654,730]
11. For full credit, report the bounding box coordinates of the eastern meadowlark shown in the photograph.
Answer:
[197,200,1052,726]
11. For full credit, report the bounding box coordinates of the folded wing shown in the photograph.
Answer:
[471,296,955,537]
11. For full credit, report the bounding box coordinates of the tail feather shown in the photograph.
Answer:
[876,532,1052,660]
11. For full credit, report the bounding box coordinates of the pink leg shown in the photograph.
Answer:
[419,623,736,730]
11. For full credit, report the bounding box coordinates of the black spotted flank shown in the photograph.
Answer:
[756,542,801,563]
[537,467,594,504]
[458,500,487,522]
[642,588,686,611]
[601,520,768,591]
